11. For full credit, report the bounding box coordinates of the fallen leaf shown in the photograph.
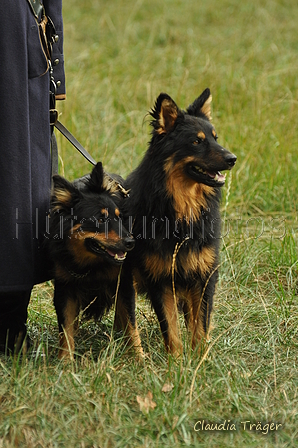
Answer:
[162,382,174,393]
[136,391,157,413]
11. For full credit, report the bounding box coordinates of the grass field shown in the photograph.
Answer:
[1,0,298,446]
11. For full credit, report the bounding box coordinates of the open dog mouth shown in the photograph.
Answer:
[85,238,127,262]
[191,165,226,185]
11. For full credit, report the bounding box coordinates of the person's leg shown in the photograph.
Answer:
[0,291,31,354]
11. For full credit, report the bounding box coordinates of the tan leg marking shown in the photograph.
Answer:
[58,299,79,360]
[114,296,143,359]
[185,284,215,351]
[162,288,183,356]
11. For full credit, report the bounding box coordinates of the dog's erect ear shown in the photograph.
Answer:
[88,162,105,193]
[186,88,212,121]
[150,93,179,134]
[51,175,79,211]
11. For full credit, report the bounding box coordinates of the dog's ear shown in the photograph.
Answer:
[88,162,105,193]
[150,93,179,134]
[187,88,212,121]
[51,175,79,211]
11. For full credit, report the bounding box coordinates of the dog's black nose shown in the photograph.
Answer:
[226,154,237,167]
[124,236,135,251]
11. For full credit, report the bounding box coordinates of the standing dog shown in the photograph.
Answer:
[119,89,237,355]
[47,162,142,359]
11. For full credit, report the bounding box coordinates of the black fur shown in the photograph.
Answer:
[46,162,142,359]
[120,89,237,355]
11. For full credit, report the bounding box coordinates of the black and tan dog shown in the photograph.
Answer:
[119,89,237,356]
[47,162,142,359]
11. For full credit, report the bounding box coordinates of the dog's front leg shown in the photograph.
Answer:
[190,270,218,349]
[54,283,79,360]
[150,284,183,357]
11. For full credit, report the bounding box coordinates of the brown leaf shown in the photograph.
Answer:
[162,382,174,393]
[136,391,157,413]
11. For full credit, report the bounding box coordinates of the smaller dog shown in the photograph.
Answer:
[47,162,142,359]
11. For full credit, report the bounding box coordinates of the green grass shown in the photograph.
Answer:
[1,0,298,446]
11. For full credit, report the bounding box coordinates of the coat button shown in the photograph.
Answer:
[54,34,59,43]
[54,59,60,66]
[56,81,61,87]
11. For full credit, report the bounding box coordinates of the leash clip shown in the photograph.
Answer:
[50,109,58,126]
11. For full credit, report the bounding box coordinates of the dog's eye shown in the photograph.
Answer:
[193,138,203,146]
[97,215,107,224]
[212,130,218,140]
[193,131,206,145]
[97,209,109,224]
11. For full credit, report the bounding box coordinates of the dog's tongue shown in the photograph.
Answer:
[106,249,126,260]
[206,171,226,182]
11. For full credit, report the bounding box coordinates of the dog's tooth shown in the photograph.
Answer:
[114,252,127,261]
[194,166,206,174]
[214,172,226,182]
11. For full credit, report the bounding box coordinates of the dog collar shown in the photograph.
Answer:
[66,267,91,279]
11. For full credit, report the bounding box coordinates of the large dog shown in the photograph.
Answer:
[47,162,142,359]
[119,89,237,356]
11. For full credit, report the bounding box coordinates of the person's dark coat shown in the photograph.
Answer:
[0,0,65,292]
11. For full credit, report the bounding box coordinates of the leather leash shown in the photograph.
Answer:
[54,120,97,166]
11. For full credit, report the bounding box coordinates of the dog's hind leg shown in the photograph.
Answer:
[54,284,79,360]
[114,271,143,358]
